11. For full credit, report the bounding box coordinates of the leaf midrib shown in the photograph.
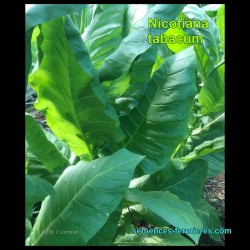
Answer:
[162,168,202,191]
[32,158,138,245]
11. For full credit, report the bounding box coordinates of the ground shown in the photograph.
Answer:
[199,173,225,246]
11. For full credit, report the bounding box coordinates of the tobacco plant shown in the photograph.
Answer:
[25,4,225,246]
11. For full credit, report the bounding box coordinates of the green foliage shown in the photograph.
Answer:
[125,188,202,243]
[26,4,224,246]
[25,113,69,172]
[25,175,55,217]
[30,149,144,245]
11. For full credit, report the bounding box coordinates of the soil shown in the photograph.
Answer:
[199,173,225,246]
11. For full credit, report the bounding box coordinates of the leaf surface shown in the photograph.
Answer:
[98,4,186,81]
[25,113,69,172]
[183,4,221,63]
[125,188,202,243]
[29,17,124,159]
[162,159,208,206]
[107,47,197,174]
[30,149,144,246]
[26,175,55,217]
[194,198,221,241]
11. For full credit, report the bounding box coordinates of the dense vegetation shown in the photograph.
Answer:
[25,4,225,246]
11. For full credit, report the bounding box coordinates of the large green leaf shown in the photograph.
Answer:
[164,26,192,53]
[25,113,69,172]
[25,4,88,91]
[86,204,122,246]
[125,189,203,244]
[30,149,144,246]
[194,42,225,116]
[26,152,61,185]
[43,130,79,165]
[129,159,183,191]
[183,4,221,64]
[194,44,214,82]
[161,159,208,206]
[201,152,224,177]
[122,4,155,38]
[25,4,88,31]
[103,45,158,102]
[83,4,128,70]
[129,160,208,207]
[198,63,224,115]
[150,44,173,75]
[98,4,186,82]
[28,17,124,160]
[114,233,194,246]
[194,198,221,241]
[106,47,197,174]
[26,175,55,217]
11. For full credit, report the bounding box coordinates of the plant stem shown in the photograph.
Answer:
[207,59,225,79]
[127,206,137,229]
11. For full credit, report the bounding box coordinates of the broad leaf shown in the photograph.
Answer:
[183,4,221,64]
[86,204,122,246]
[30,149,144,246]
[26,152,64,185]
[122,4,155,38]
[130,160,208,206]
[198,64,224,115]
[129,159,183,191]
[194,198,221,241]
[164,27,192,53]
[30,26,40,69]
[125,189,203,244]
[25,4,88,31]
[25,175,55,217]
[103,45,158,103]
[98,4,186,82]
[83,4,128,70]
[114,233,194,246]
[43,130,79,165]
[194,44,214,82]
[201,152,224,177]
[106,47,197,174]
[150,44,173,76]
[28,17,124,160]
[161,159,208,206]
[25,4,88,91]
[25,113,69,172]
